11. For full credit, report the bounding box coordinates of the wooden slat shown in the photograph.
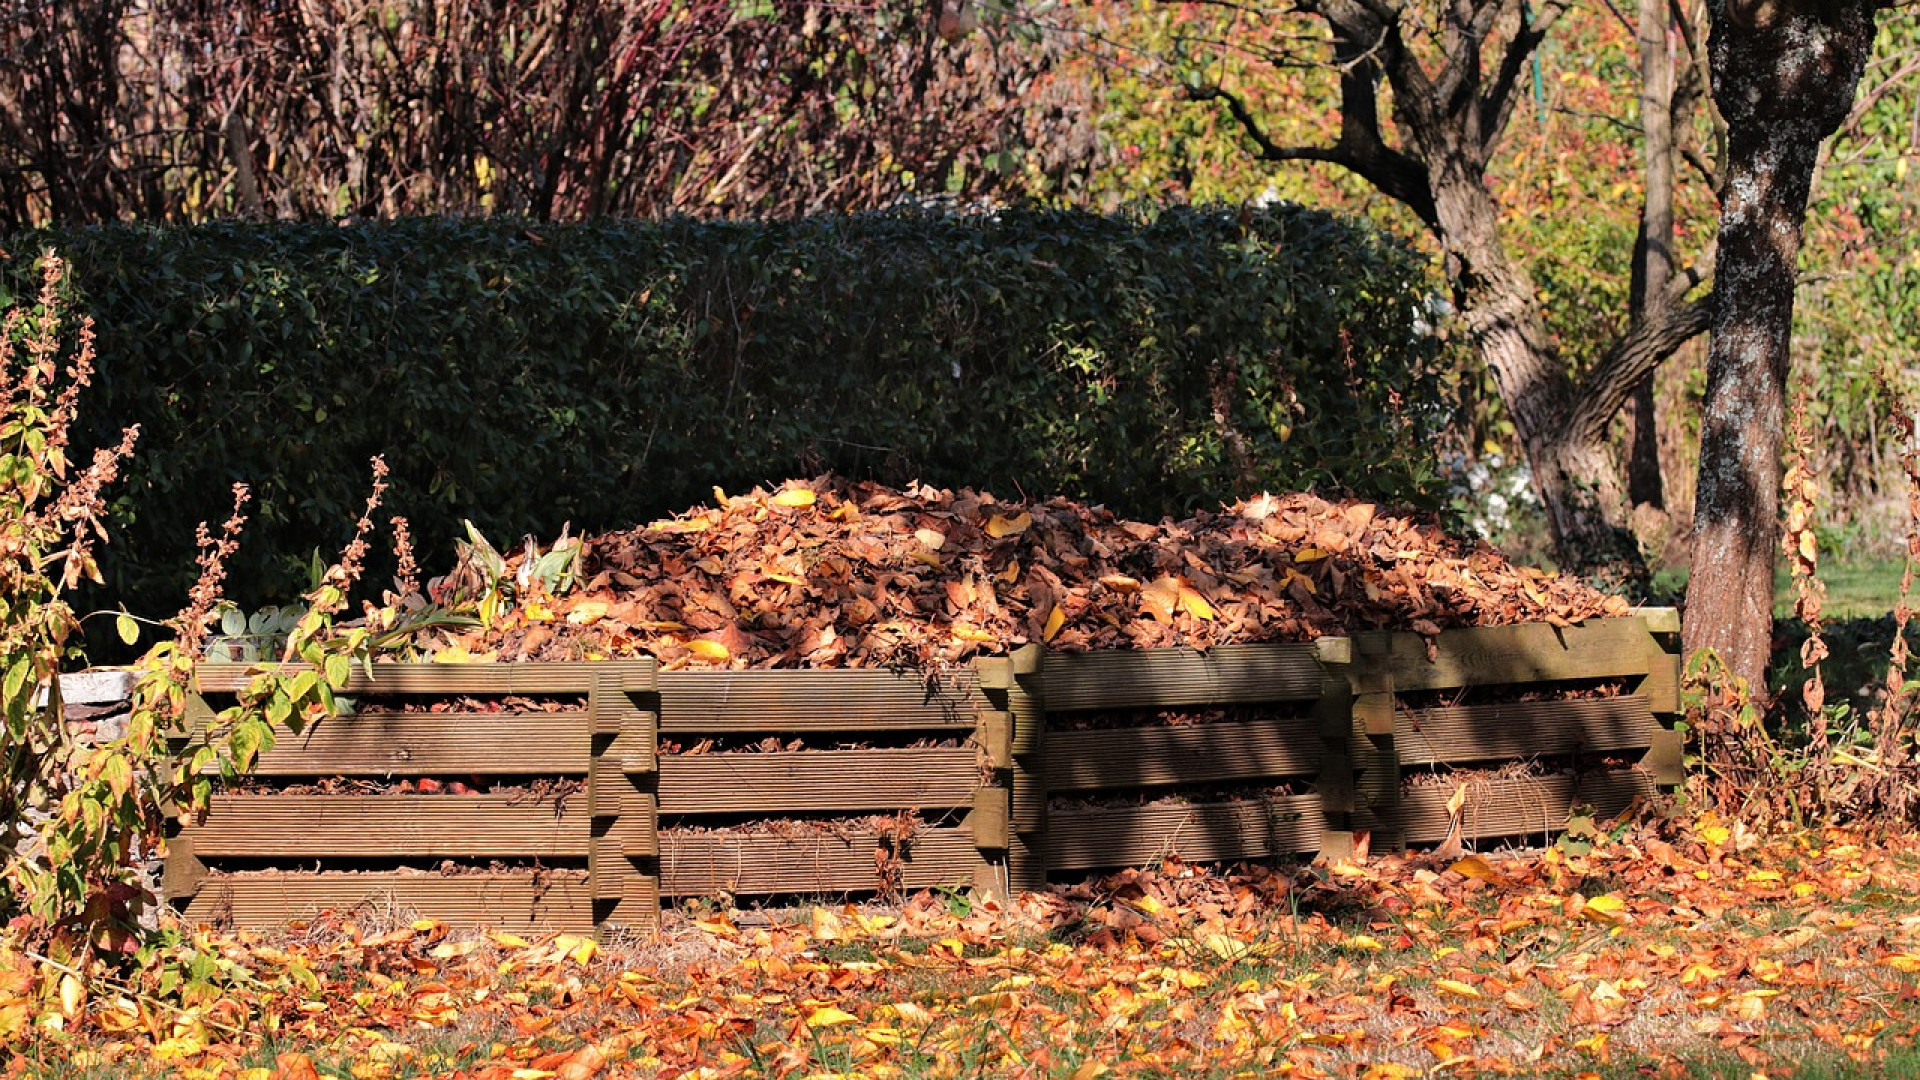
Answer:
[196,712,588,776]
[183,794,587,858]
[1393,769,1656,845]
[1043,717,1323,793]
[659,669,986,732]
[1046,794,1327,871]
[1040,644,1327,713]
[658,826,977,896]
[657,748,978,814]
[180,871,593,932]
[1347,619,1659,695]
[1394,696,1656,767]
[195,659,654,695]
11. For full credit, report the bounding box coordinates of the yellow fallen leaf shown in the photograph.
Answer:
[1069,1063,1110,1080]
[1448,854,1505,883]
[1883,953,1920,973]
[1582,894,1629,926]
[687,639,731,662]
[564,936,599,966]
[914,527,947,549]
[772,487,817,508]
[807,1006,860,1028]
[1140,575,1182,623]
[430,939,483,959]
[1502,990,1539,1011]
[986,512,1032,538]
[862,1025,903,1045]
[1042,606,1066,642]
[1293,547,1330,563]
[1435,979,1482,999]
[952,623,997,643]
[1345,934,1385,951]
[489,931,532,950]
[1177,585,1215,620]
[1125,893,1166,916]
[811,907,845,942]
[649,516,710,533]
[964,991,1020,1013]
[565,600,609,625]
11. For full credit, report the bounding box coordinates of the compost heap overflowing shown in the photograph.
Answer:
[430,478,1631,669]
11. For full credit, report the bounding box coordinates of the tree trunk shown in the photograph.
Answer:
[1683,0,1879,691]
[1424,153,1644,575]
[1626,0,1675,513]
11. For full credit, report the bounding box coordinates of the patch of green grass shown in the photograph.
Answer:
[1780,559,1908,620]
[1579,1041,1920,1079]
[1651,557,1905,620]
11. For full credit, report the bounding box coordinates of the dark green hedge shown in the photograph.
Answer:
[3,208,1444,623]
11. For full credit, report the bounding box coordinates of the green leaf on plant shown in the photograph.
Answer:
[116,612,140,645]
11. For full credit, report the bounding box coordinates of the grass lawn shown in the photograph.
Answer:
[1777,560,1910,620]
[10,818,1920,1079]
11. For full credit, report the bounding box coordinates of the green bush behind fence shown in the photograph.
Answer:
[2,207,1444,625]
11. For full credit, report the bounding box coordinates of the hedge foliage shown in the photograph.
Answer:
[0,208,1444,623]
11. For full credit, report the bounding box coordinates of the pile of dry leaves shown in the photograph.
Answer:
[428,478,1629,670]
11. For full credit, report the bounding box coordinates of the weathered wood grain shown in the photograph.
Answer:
[1043,717,1323,793]
[1046,794,1327,871]
[179,871,595,931]
[657,748,979,814]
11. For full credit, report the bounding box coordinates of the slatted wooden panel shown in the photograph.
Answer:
[657,749,978,815]
[1044,717,1323,793]
[1394,696,1657,767]
[1346,618,1666,696]
[1384,769,1657,845]
[658,669,986,732]
[182,794,589,858]
[182,871,596,932]
[1046,794,1326,872]
[211,712,590,776]
[658,827,978,896]
[195,660,655,695]
[1038,644,1333,712]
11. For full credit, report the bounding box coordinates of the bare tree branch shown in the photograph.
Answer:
[1482,0,1572,150]
[1569,293,1716,446]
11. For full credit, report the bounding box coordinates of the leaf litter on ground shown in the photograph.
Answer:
[14,818,1920,1079]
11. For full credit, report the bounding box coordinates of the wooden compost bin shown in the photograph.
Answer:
[975,640,1351,893]
[163,610,1684,934]
[165,660,658,934]
[653,667,994,902]
[1341,609,1684,850]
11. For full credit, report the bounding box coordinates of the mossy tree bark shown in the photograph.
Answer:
[1683,0,1882,690]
